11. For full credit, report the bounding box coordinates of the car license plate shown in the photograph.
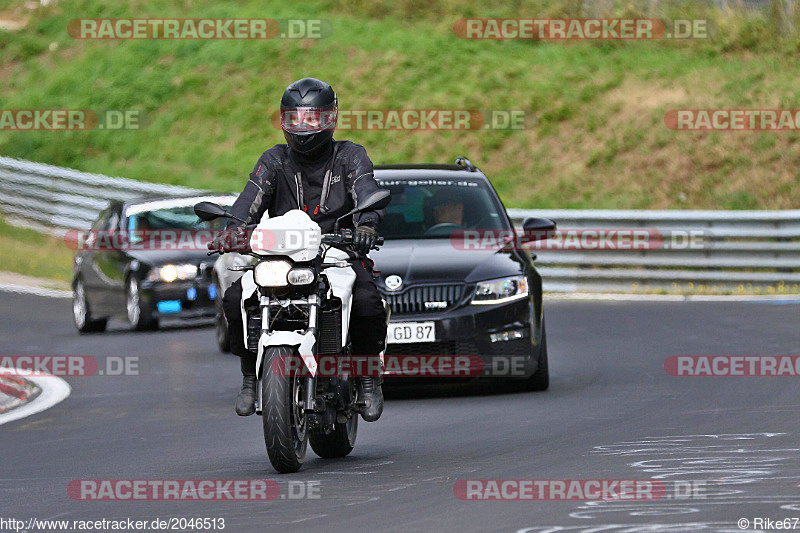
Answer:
[387,322,436,344]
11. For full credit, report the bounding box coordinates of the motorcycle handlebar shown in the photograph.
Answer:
[209,230,384,255]
[322,231,384,249]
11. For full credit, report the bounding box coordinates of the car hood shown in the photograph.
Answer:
[370,239,524,288]
[126,249,215,267]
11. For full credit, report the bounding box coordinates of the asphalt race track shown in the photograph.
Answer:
[1,291,799,532]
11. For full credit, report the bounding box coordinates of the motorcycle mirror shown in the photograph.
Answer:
[333,189,391,232]
[194,201,244,223]
[357,189,391,212]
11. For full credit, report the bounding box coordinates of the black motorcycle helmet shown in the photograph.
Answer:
[280,77,338,155]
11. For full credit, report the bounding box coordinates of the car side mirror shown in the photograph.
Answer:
[521,217,556,241]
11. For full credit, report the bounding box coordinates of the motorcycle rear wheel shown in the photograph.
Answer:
[310,379,358,458]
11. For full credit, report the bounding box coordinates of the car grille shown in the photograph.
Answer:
[381,284,469,314]
[385,340,480,357]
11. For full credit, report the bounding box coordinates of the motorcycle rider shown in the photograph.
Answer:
[210,77,388,422]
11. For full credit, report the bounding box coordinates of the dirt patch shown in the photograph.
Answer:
[0,10,28,31]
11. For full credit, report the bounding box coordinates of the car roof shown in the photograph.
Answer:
[373,168,489,181]
[122,194,238,217]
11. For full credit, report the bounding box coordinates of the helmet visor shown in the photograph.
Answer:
[280,107,337,133]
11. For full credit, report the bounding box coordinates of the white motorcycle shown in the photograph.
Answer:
[194,190,390,473]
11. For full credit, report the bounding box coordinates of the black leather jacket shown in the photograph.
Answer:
[226,140,384,234]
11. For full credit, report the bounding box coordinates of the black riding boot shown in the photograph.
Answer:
[235,355,257,416]
[357,376,384,422]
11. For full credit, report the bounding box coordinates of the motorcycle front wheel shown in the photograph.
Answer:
[262,345,308,473]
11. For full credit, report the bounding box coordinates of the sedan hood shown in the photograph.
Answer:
[127,249,215,267]
[370,239,524,287]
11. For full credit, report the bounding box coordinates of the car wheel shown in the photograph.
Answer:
[524,317,549,391]
[213,277,231,353]
[73,279,107,334]
[126,277,158,331]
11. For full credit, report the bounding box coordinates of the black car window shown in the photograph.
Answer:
[376,179,507,239]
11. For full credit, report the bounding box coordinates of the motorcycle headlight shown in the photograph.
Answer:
[149,264,197,283]
[472,276,528,305]
[254,260,292,287]
[288,268,315,285]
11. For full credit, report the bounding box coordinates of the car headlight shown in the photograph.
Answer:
[254,260,292,287]
[149,264,197,282]
[288,268,315,285]
[472,276,528,305]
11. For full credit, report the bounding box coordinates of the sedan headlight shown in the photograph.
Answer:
[472,276,528,305]
[254,260,292,287]
[149,264,197,282]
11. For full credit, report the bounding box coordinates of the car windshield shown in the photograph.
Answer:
[127,205,228,232]
[376,178,508,239]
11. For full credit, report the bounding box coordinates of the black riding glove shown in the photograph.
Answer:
[208,228,247,253]
[353,226,378,255]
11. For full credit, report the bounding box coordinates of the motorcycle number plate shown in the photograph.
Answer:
[387,322,436,344]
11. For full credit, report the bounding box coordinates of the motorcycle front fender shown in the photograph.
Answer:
[256,330,317,380]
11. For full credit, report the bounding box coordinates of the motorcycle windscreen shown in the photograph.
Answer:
[250,210,322,262]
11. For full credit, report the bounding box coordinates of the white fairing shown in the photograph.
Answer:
[239,270,258,352]
[239,209,358,380]
[323,247,357,345]
[250,210,321,262]
[252,248,356,378]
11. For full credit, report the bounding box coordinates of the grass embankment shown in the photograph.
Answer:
[0,217,73,282]
[1,0,798,288]
[0,0,799,210]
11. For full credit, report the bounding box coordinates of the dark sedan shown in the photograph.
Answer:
[72,195,236,332]
[372,160,555,389]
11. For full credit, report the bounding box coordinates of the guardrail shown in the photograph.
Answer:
[507,208,800,293]
[1,156,798,294]
[0,156,201,233]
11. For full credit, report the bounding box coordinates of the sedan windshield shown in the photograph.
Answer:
[376,178,509,239]
[127,205,228,232]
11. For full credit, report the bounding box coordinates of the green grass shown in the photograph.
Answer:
[1,0,800,209]
[0,217,74,282]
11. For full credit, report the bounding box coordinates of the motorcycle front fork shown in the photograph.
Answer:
[254,294,320,415]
